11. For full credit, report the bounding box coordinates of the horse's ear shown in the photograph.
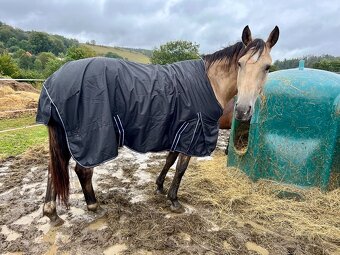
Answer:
[266,26,279,48]
[242,25,252,46]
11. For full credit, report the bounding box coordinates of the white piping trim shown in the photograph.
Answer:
[187,113,201,152]
[170,122,188,151]
[172,122,189,151]
[113,116,121,146]
[116,115,125,146]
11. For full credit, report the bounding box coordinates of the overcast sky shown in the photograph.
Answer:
[0,0,339,60]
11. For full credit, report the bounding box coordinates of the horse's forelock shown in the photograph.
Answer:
[238,39,266,62]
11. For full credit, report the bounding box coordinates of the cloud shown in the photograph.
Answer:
[0,0,339,60]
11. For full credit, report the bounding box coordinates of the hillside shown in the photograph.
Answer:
[83,44,151,64]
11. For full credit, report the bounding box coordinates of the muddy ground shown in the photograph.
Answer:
[0,131,339,255]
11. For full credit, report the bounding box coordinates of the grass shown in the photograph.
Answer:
[0,114,36,131]
[83,44,151,64]
[0,125,48,160]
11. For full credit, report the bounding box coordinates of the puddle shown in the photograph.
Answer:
[1,225,22,241]
[88,217,108,231]
[103,243,127,255]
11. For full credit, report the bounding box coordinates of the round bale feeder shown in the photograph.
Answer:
[227,62,340,190]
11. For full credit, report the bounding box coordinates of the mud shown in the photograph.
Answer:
[0,130,339,254]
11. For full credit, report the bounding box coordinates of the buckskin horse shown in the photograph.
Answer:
[37,26,279,225]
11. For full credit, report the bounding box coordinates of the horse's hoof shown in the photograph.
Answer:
[155,188,166,195]
[169,200,185,213]
[87,202,99,212]
[50,216,64,227]
[93,206,107,218]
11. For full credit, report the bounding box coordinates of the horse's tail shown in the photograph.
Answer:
[48,106,71,206]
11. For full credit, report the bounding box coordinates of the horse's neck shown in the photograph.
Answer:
[206,62,238,109]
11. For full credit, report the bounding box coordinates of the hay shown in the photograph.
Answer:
[181,150,340,253]
[0,86,39,111]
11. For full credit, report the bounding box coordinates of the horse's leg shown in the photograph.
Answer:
[74,164,99,211]
[155,151,179,194]
[43,163,66,226]
[167,154,191,212]
[225,136,230,155]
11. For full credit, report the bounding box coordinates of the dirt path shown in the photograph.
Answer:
[0,130,339,255]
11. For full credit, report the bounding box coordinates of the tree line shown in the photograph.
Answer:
[0,22,122,80]
[0,21,339,81]
[273,55,340,72]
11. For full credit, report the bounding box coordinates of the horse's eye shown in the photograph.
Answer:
[238,62,241,68]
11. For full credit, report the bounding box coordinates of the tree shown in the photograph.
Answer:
[0,54,20,77]
[6,37,18,48]
[0,42,7,54]
[44,58,65,77]
[9,45,20,53]
[105,52,122,59]
[37,52,56,69]
[29,31,53,54]
[66,45,96,60]
[34,58,43,70]
[151,40,200,65]
[50,37,66,55]
[18,52,35,69]
[18,40,32,52]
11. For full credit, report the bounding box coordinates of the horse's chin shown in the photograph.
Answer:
[235,115,252,123]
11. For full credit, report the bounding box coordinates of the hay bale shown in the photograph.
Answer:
[0,80,39,93]
[0,84,39,112]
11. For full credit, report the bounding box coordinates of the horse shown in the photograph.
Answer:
[37,25,279,225]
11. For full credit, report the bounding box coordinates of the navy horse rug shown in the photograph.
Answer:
[37,58,223,167]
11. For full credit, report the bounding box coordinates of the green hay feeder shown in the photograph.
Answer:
[227,62,340,190]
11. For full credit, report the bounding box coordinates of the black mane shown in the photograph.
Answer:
[203,39,266,70]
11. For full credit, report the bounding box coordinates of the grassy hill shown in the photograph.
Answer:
[83,44,151,64]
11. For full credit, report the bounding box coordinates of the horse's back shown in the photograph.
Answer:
[37,58,223,167]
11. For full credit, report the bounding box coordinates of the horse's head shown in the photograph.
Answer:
[235,26,279,121]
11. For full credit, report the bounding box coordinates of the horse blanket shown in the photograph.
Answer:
[36,58,223,167]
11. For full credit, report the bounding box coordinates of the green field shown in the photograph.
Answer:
[84,44,151,64]
[0,114,36,131]
[0,125,48,160]
[0,116,48,160]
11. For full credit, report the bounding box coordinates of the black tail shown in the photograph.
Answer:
[48,106,71,206]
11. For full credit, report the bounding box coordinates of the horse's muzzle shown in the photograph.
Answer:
[235,104,252,121]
